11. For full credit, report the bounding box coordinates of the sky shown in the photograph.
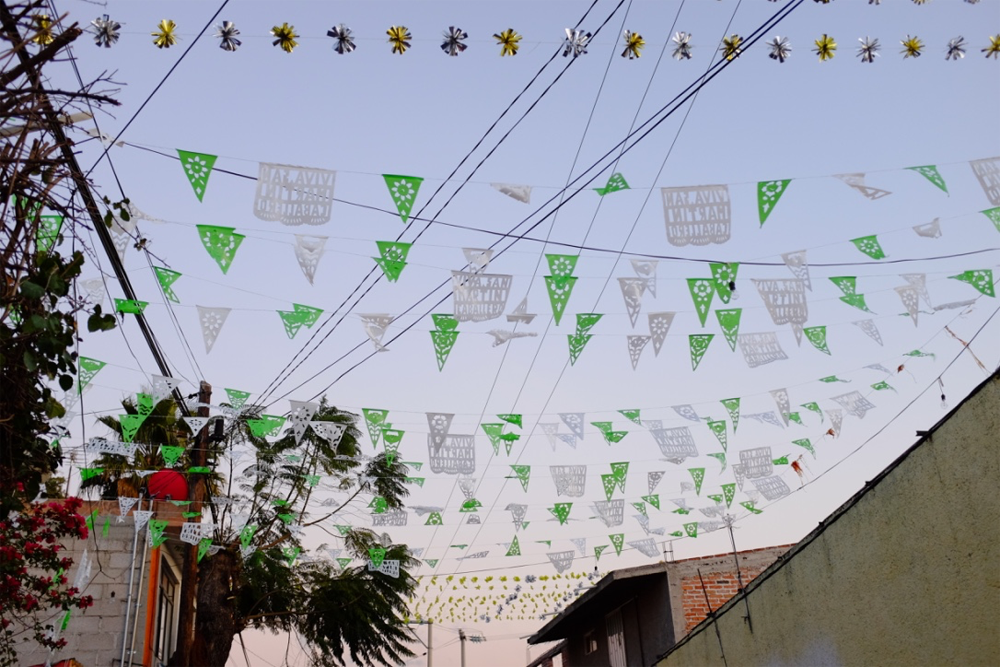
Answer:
[38,0,1000,665]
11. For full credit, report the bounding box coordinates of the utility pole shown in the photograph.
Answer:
[426,619,433,667]
[172,381,211,665]
[459,629,466,667]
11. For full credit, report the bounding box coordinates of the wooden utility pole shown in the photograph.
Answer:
[172,380,211,665]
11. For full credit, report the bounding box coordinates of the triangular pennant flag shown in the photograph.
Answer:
[648,471,665,494]
[830,276,857,296]
[610,462,629,491]
[906,165,948,194]
[382,174,423,223]
[369,547,387,569]
[119,414,145,443]
[559,413,585,439]
[567,333,592,366]
[684,522,699,538]
[949,270,995,297]
[641,494,660,510]
[716,309,742,352]
[288,400,320,444]
[148,519,169,547]
[793,438,816,458]
[720,398,740,433]
[900,273,932,308]
[594,545,609,561]
[491,183,532,203]
[840,294,873,313]
[79,467,103,482]
[721,483,737,508]
[510,465,530,492]
[687,279,715,327]
[618,409,641,425]
[708,452,727,473]
[601,474,617,501]
[114,299,148,315]
[981,207,1000,233]
[758,179,791,225]
[159,445,185,467]
[362,408,389,447]
[360,313,394,352]
[709,263,739,305]
[852,319,883,345]
[631,259,658,296]
[77,357,106,391]
[548,502,572,525]
[546,551,575,574]
[177,150,218,202]
[196,306,231,354]
[781,250,811,290]
[707,420,728,452]
[801,402,823,420]
[741,501,763,514]
[851,235,886,260]
[803,326,831,355]
[225,388,251,409]
[278,310,310,339]
[632,501,648,518]
[895,286,920,326]
[618,278,647,327]
[293,235,327,284]
[184,417,208,435]
[430,330,459,371]
[36,214,64,254]
[197,225,244,274]
[594,172,629,196]
[374,241,413,282]
[648,312,675,357]
[424,512,443,526]
[627,335,650,370]
[609,533,625,556]
[545,276,578,325]
[117,496,138,521]
[506,536,521,556]
[497,414,522,428]
[293,303,323,328]
[835,173,891,200]
[546,254,579,278]
[689,334,714,371]
[153,267,182,303]
[482,423,504,455]
[913,217,942,238]
[150,375,179,403]
[688,468,705,495]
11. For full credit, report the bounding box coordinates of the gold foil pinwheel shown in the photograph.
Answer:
[900,35,923,58]
[494,28,521,56]
[271,23,298,53]
[387,25,412,55]
[720,34,742,61]
[152,19,177,49]
[813,34,837,61]
[31,14,54,46]
[621,30,645,59]
[983,35,1000,60]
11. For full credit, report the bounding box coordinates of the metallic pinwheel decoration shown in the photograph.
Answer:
[910,0,929,4]
[813,34,837,61]
[327,24,355,54]
[984,35,1000,60]
[494,28,521,56]
[91,14,120,48]
[31,14,54,46]
[857,36,880,63]
[900,35,923,58]
[671,32,693,60]
[945,36,966,61]
[720,34,743,61]
[441,26,468,56]
[271,23,298,53]
[767,36,791,63]
[215,21,241,52]
[621,30,644,59]
[387,25,411,55]
[152,19,177,49]
[563,28,591,58]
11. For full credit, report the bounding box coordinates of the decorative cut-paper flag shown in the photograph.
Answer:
[568,333,592,366]
[119,414,145,443]
[36,215,63,254]
[254,163,335,226]
[618,409,641,425]
[430,314,460,371]
[687,279,715,327]
[671,405,700,422]
[835,173,891,200]
[545,276,578,326]
[684,522,699,538]
[197,225,244,274]
[293,235,327,284]
[609,533,625,556]
[871,380,895,393]
[754,279,808,327]
[551,465,587,497]
[609,462,629,492]
[648,471,665,494]
[362,408,388,447]
[593,500,624,527]
[108,212,134,262]
[969,158,1000,206]
[781,250,811,290]
[184,417,208,436]
[594,544,609,561]
[81,278,105,307]
[689,334,714,371]
[424,512,443,526]
[801,402,823,421]
[708,452,727,473]
[661,185,731,246]
[831,391,877,419]
[618,278,647,327]
[651,427,698,462]
[360,313,393,352]
[481,423,504,455]
[626,335,650,370]
[949,270,995,297]
[382,174,423,224]
[375,241,412,282]
[547,551,575,574]
[896,286,920,326]
[77,357,106,392]
[426,435,475,475]
[720,398,740,432]
[148,519,169,548]
[452,270,512,322]
[771,388,791,426]
[559,413,585,439]
[506,536,521,557]
[689,468,705,495]
[900,274,932,308]
[826,409,844,437]
[548,502,572,525]
[278,310,310,339]
[913,217,942,238]
[853,319,883,346]
[629,538,659,558]
[907,165,948,194]
[631,259,658,296]
[793,438,816,458]
[851,235,886,260]
[752,475,791,501]
[648,312,675,356]
[153,267,182,303]
[117,496,138,521]
[803,326,831,355]
[716,309,742,352]
[710,263,739,304]
[177,150,217,202]
[491,183,532,203]
[758,179,791,225]
[707,420,728,452]
[739,332,788,368]
[369,547,386,569]
[594,172,629,196]
[114,299,148,315]
[506,296,537,324]
[288,400,319,444]
[196,306,230,354]
[642,494,660,510]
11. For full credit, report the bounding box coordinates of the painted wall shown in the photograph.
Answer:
[657,373,1000,667]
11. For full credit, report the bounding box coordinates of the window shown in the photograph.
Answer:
[154,558,177,666]
[583,629,598,655]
